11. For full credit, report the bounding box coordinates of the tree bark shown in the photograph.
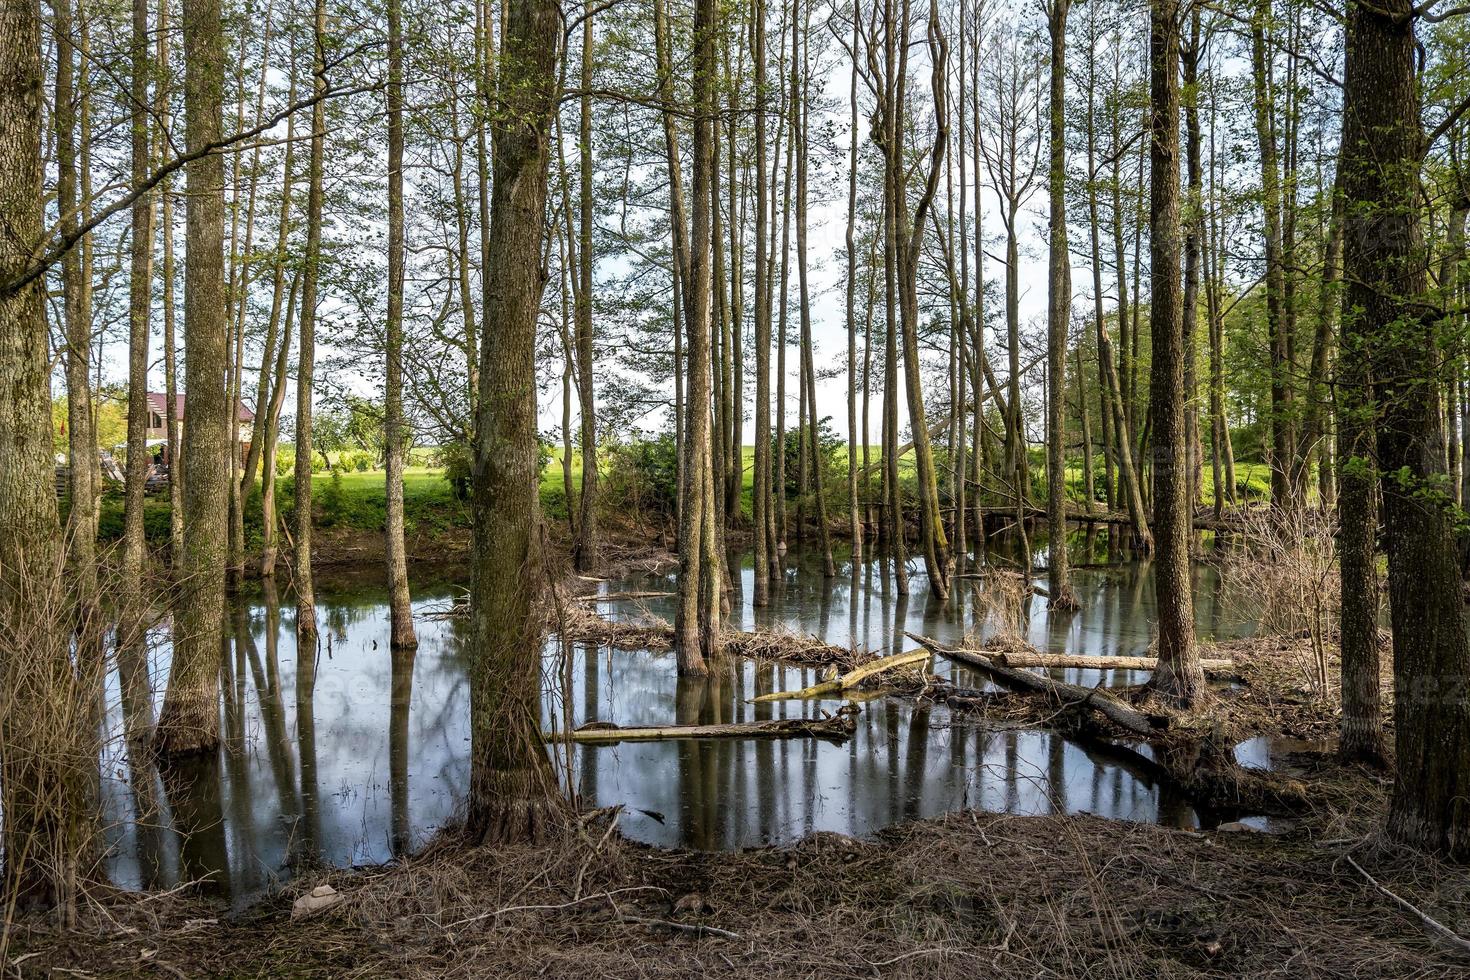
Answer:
[1340,0,1470,855]
[157,0,232,756]
[294,0,327,641]
[674,0,723,673]
[385,0,416,649]
[468,0,567,844]
[1044,0,1076,609]
[1145,0,1204,706]
[0,0,90,910]
[572,9,599,571]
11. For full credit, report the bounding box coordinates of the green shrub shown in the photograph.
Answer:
[606,435,679,519]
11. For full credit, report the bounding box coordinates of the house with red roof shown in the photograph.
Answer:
[145,392,256,464]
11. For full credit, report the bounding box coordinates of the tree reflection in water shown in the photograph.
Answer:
[99,531,1263,903]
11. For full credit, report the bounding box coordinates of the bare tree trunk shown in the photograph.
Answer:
[1076,343,1095,514]
[156,0,232,756]
[844,0,862,562]
[1181,12,1204,512]
[572,9,599,571]
[468,0,567,844]
[260,276,296,577]
[675,0,722,674]
[794,7,833,576]
[294,0,327,642]
[1340,0,1470,854]
[1044,0,1076,609]
[55,0,102,645]
[751,0,772,603]
[1250,0,1296,516]
[0,0,90,911]
[1144,0,1203,706]
[158,0,183,559]
[385,0,416,649]
[115,0,152,593]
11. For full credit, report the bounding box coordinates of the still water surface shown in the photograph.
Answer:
[102,530,1266,902]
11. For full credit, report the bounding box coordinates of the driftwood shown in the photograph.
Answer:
[1343,854,1470,956]
[987,651,1235,672]
[749,649,931,703]
[548,713,857,745]
[908,633,1170,737]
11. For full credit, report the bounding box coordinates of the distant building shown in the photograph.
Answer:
[145,392,256,464]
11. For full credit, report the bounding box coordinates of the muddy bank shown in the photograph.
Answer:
[10,772,1468,978]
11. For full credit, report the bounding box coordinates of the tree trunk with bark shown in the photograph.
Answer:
[385,0,416,649]
[468,0,567,844]
[1044,0,1076,609]
[1340,0,1470,855]
[0,0,92,910]
[157,0,232,756]
[1144,0,1204,706]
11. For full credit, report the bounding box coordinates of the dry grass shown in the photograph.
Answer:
[10,786,1470,979]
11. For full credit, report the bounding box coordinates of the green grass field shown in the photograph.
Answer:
[94,447,1278,545]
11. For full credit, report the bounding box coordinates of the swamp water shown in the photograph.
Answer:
[102,529,1276,904]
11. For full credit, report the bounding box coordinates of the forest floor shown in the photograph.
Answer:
[8,773,1469,979]
[9,621,1470,977]
[15,515,1462,978]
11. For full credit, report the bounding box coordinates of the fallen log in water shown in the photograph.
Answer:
[749,649,931,703]
[987,651,1235,672]
[907,633,1170,737]
[547,713,857,745]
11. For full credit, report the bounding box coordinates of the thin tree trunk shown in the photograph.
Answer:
[844,0,862,561]
[260,275,297,577]
[158,0,183,558]
[294,0,327,642]
[751,0,771,604]
[1044,0,1075,609]
[56,0,102,650]
[385,0,416,649]
[572,9,599,571]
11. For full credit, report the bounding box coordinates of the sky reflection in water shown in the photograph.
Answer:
[100,529,1261,902]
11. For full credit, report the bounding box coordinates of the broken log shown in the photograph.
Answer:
[547,713,857,745]
[907,633,1170,737]
[987,651,1234,672]
[749,648,931,703]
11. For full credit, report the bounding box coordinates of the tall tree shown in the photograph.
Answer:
[156,0,232,754]
[384,0,416,648]
[467,0,567,842]
[571,8,599,571]
[295,0,328,641]
[54,0,103,652]
[1145,0,1204,705]
[675,0,723,672]
[1340,0,1470,856]
[844,0,863,561]
[1044,0,1077,609]
[0,0,89,910]
[752,0,773,604]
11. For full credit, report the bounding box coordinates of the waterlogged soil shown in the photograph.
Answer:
[13,529,1468,977]
[98,531,1278,905]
